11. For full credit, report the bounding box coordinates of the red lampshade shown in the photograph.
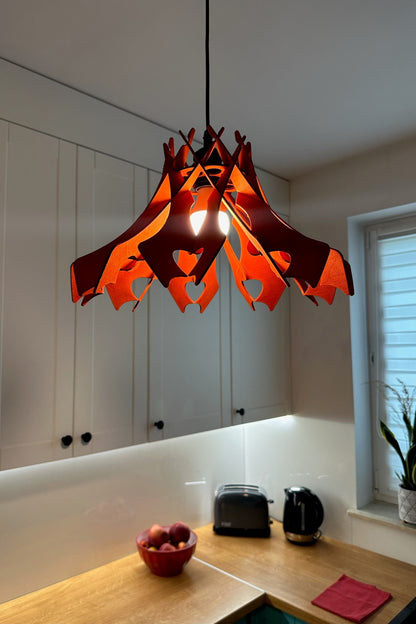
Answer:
[71,126,354,312]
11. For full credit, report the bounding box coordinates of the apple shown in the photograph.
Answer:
[169,521,191,544]
[139,539,149,548]
[159,542,176,552]
[148,524,169,548]
[176,541,187,549]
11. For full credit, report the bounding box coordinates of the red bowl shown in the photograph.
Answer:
[136,526,197,577]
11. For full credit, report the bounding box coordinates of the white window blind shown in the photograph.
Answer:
[367,216,416,501]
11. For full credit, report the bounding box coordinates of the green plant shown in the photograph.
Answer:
[379,379,416,491]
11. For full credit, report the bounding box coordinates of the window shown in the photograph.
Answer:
[366,215,416,502]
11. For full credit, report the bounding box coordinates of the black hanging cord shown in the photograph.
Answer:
[205,0,210,129]
[198,0,216,157]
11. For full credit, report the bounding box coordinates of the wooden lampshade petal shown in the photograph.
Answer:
[70,126,354,312]
[224,223,287,311]
[168,253,219,313]
[106,260,155,311]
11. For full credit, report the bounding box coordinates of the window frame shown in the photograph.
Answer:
[365,214,416,503]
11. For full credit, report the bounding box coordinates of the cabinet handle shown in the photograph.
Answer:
[61,434,73,448]
[154,420,165,430]
[235,408,245,416]
[81,432,92,444]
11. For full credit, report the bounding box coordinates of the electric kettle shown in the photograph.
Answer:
[283,486,324,545]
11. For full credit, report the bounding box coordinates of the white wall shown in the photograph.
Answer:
[289,136,416,564]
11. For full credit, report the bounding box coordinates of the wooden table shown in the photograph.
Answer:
[0,522,415,624]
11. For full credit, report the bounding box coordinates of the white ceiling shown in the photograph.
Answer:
[1,0,416,179]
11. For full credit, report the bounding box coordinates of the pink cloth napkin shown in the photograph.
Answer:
[311,574,392,623]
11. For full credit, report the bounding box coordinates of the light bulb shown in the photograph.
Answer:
[190,210,230,236]
[190,186,230,236]
[218,211,230,235]
[190,210,206,235]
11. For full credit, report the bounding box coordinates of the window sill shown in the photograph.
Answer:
[348,501,416,534]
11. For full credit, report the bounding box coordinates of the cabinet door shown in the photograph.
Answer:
[146,170,290,439]
[0,123,76,469]
[147,171,225,441]
[74,149,149,456]
[148,287,224,440]
[230,257,292,425]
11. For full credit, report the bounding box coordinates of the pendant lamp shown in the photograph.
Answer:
[71,1,354,313]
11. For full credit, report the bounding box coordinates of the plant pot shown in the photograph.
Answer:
[398,485,416,524]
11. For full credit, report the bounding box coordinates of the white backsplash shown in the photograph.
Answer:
[0,415,414,604]
[243,415,356,541]
[0,425,245,603]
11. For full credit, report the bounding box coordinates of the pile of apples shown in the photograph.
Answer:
[139,522,191,552]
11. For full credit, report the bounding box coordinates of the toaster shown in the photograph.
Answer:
[213,484,273,537]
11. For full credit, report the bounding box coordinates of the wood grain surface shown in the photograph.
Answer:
[195,522,416,624]
[0,554,263,624]
[0,522,415,624]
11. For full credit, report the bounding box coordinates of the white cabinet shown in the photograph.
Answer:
[147,268,291,439]
[230,281,291,425]
[148,289,224,441]
[0,122,76,469]
[228,173,292,424]
[0,127,149,468]
[145,171,291,440]
[145,171,235,442]
[0,121,291,469]
[73,149,149,456]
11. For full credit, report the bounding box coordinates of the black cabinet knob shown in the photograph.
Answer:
[154,420,165,430]
[61,434,73,448]
[81,432,92,444]
[236,408,245,416]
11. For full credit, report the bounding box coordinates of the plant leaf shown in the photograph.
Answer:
[401,476,411,489]
[412,408,416,446]
[403,410,413,446]
[412,462,416,486]
[379,420,406,474]
[379,420,404,459]
[406,444,416,488]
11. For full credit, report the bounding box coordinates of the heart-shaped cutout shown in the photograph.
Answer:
[243,279,262,299]
[132,278,151,298]
[186,280,205,301]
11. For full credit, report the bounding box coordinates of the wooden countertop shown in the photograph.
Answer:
[0,522,415,624]
[195,523,416,624]
[0,554,264,624]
